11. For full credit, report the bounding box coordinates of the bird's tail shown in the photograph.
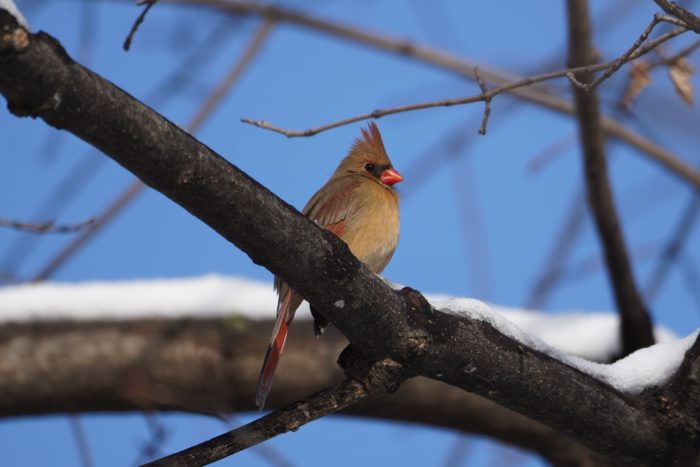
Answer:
[255,288,294,410]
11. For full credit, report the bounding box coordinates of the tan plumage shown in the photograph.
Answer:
[256,122,403,410]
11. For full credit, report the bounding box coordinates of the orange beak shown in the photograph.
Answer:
[380,167,404,186]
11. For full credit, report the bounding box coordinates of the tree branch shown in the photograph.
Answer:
[0,318,613,467]
[144,379,368,467]
[0,14,697,465]
[653,0,700,33]
[566,0,655,355]
[30,18,273,282]
[242,15,688,139]
[170,0,700,192]
[123,0,158,51]
[0,217,94,234]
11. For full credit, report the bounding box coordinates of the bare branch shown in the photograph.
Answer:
[652,38,700,68]
[31,180,143,282]
[0,217,94,234]
[124,0,158,51]
[242,25,688,139]
[571,13,690,92]
[0,318,608,466]
[473,67,491,135]
[645,196,700,301]
[179,1,700,194]
[69,416,95,467]
[526,133,577,174]
[143,380,367,466]
[653,0,700,33]
[566,0,655,355]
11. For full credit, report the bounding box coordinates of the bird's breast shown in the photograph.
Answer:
[341,184,399,274]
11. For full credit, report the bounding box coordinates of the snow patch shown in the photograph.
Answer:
[0,274,279,321]
[433,296,694,395]
[334,300,345,309]
[0,0,29,28]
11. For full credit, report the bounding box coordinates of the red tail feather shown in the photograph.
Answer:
[256,289,293,410]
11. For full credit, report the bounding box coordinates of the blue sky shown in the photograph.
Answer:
[2,0,699,465]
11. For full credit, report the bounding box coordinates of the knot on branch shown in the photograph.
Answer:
[337,345,407,395]
[0,12,28,53]
[399,286,432,358]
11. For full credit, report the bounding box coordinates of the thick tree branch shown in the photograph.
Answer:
[0,14,697,465]
[32,18,274,282]
[170,0,700,192]
[566,0,655,355]
[0,318,612,467]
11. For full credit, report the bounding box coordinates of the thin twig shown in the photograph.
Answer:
[650,38,700,69]
[241,22,688,138]
[221,415,299,467]
[69,416,94,467]
[678,255,700,314]
[645,195,700,301]
[134,413,170,465]
[142,379,368,467]
[526,189,588,309]
[473,67,491,135]
[568,14,689,92]
[187,17,274,133]
[0,217,94,234]
[526,133,577,174]
[559,242,659,286]
[124,0,158,51]
[31,180,143,282]
[654,0,700,33]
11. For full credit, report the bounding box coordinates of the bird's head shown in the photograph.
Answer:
[334,122,404,187]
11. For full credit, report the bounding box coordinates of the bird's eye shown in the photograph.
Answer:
[364,163,375,172]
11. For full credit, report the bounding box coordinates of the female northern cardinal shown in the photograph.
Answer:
[256,122,403,409]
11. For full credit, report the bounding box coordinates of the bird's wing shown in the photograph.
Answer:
[302,176,361,237]
[256,177,359,410]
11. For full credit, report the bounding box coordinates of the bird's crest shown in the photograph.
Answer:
[351,121,389,161]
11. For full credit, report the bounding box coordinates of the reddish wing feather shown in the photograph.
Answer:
[256,180,356,409]
[256,288,294,409]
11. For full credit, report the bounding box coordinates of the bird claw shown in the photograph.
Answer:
[310,304,329,337]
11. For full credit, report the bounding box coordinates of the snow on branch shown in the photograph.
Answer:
[0,274,690,396]
[0,0,28,28]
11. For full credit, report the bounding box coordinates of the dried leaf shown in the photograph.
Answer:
[667,57,694,106]
[620,61,651,108]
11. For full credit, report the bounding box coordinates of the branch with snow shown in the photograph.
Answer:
[0,313,608,465]
[0,0,28,29]
[0,274,685,396]
[1,16,699,466]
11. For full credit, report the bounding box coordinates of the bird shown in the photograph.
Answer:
[255,122,403,410]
